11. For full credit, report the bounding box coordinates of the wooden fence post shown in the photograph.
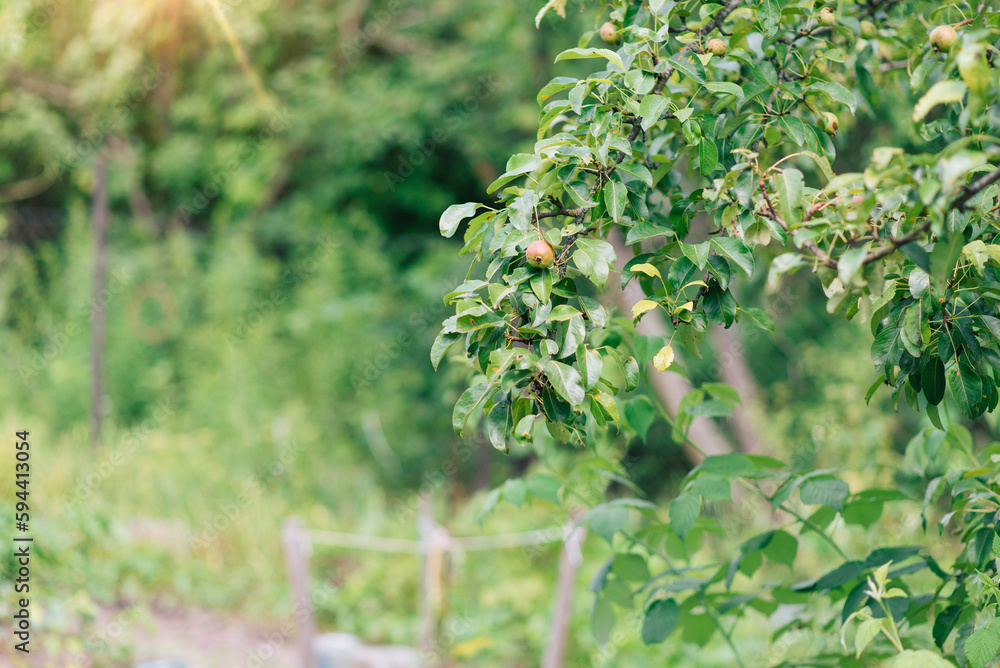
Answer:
[541,516,586,668]
[282,517,318,668]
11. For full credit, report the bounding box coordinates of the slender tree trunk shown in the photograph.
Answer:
[709,326,762,453]
[606,230,733,462]
[541,516,585,668]
[90,153,109,447]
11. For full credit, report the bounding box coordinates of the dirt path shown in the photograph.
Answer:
[130,606,300,668]
[0,605,301,667]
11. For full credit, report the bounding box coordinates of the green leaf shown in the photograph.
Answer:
[452,382,491,436]
[617,163,653,186]
[444,280,489,304]
[536,76,578,106]
[624,396,656,441]
[604,180,628,222]
[545,360,585,406]
[592,390,620,429]
[711,237,755,276]
[698,453,757,477]
[812,560,865,591]
[669,492,701,537]
[948,359,983,418]
[638,94,670,131]
[762,530,798,568]
[503,153,541,177]
[526,474,561,504]
[667,52,706,84]
[980,315,1000,345]
[692,474,732,501]
[854,617,883,658]
[776,168,804,227]
[649,0,675,16]
[909,267,930,297]
[930,234,964,296]
[430,331,463,371]
[477,487,501,524]
[588,504,630,544]
[641,598,680,644]
[623,356,640,392]
[757,0,780,37]
[624,69,655,95]
[871,324,901,367]
[838,248,867,286]
[486,395,511,450]
[555,47,624,71]
[502,477,525,507]
[777,115,807,146]
[574,237,617,290]
[680,242,711,269]
[891,650,957,668]
[613,553,651,582]
[965,622,1000,668]
[699,137,719,176]
[591,596,616,646]
[807,81,857,114]
[913,80,968,123]
[530,269,553,304]
[456,311,502,332]
[579,345,603,389]
[739,530,775,555]
[843,500,884,528]
[439,202,478,238]
[547,304,582,321]
[513,415,535,445]
[742,307,774,336]
[799,477,850,512]
[706,82,744,98]
[626,220,673,244]
[933,605,964,650]
[922,357,946,405]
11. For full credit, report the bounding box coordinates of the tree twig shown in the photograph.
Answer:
[861,164,1000,265]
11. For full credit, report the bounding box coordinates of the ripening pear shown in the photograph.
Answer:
[929,25,958,52]
[817,8,836,26]
[526,240,555,268]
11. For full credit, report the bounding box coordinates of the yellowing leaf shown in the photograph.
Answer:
[630,263,662,279]
[632,299,659,319]
[451,636,495,658]
[912,80,968,123]
[534,0,566,27]
[653,345,674,372]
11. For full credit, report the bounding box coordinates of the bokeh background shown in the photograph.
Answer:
[0,0,977,666]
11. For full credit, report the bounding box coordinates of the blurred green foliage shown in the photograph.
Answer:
[0,0,997,666]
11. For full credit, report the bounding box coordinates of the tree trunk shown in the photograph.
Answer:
[709,326,762,453]
[605,230,733,462]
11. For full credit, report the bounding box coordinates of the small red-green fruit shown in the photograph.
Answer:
[526,240,555,268]
[929,25,958,52]
[817,7,836,26]
[707,39,726,56]
[821,111,839,134]
[860,20,876,39]
[599,22,619,44]
[852,194,864,204]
